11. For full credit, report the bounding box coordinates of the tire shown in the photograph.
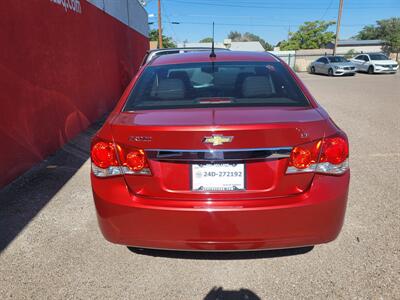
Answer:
[368,66,374,74]
[311,66,315,74]
[328,68,334,76]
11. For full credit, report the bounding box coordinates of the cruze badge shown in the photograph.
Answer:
[129,136,152,142]
[203,134,234,146]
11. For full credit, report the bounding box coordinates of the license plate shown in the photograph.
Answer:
[191,163,245,191]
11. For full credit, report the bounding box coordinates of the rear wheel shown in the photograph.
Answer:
[368,66,374,74]
[328,68,334,76]
[310,66,315,74]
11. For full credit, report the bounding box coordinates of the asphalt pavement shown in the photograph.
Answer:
[1,72,399,299]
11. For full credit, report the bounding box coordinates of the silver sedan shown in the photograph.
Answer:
[310,56,356,76]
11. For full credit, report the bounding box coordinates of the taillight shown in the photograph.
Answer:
[91,138,151,177]
[125,150,146,170]
[91,142,118,168]
[320,137,348,165]
[287,134,349,175]
[289,139,321,170]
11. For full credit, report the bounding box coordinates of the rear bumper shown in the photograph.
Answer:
[91,173,350,251]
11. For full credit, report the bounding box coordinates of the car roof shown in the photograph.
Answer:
[141,47,230,66]
[365,52,386,55]
[149,51,279,66]
[148,47,229,54]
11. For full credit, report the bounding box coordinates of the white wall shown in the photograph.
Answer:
[336,45,383,54]
[88,0,148,36]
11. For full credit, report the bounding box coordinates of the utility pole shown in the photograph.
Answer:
[157,0,163,48]
[333,0,344,55]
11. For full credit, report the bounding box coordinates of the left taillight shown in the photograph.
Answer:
[91,141,118,168]
[286,133,349,175]
[91,138,151,177]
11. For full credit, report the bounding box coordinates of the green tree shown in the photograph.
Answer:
[242,32,273,51]
[344,49,357,59]
[354,25,379,40]
[279,21,336,50]
[199,37,213,43]
[227,31,273,51]
[228,31,242,41]
[149,29,176,48]
[355,18,400,54]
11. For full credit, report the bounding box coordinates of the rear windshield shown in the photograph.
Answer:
[124,61,310,111]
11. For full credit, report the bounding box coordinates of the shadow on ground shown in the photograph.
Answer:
[204,287,261,300]
[0,120,103,252]
[128,246,313,260]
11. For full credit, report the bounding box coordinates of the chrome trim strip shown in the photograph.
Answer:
[145,147,292,162]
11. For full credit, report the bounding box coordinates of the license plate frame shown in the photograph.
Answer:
[191,163,246,191]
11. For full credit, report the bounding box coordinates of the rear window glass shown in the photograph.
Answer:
[124,61,310,111]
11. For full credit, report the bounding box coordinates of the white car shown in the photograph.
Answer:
[351,53,398,74]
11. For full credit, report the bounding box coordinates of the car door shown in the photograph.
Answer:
[313,58,324,73]
[320,57,330,74]
[359,55,370,71]
[316,57,327,73]
[363,55,372,71]
[352,55,363,70]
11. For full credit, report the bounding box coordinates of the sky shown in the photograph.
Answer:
[144,0,400,46]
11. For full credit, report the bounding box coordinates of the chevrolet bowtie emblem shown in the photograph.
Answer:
[203,134,234,146]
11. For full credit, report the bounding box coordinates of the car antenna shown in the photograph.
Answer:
[210,22,216,58]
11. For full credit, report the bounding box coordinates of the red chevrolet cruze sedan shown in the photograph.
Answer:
[90,51,350,251]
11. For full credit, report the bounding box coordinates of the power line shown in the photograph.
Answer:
[167,21,365,28]
[162,1,180,43]
[163,0,399,10]
[319,0,335,21]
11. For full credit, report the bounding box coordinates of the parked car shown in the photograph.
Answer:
[91,51,350,251]
[350,53,399,74]
[310,56,356,76]
[141,47,229,66]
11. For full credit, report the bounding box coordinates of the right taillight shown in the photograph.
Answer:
[91,138,151,177]
[287,134,349,175]
[319,137,348,165]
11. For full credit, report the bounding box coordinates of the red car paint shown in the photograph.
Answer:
[91,51,350,251]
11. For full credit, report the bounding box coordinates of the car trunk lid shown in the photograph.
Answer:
[111,107,329,200]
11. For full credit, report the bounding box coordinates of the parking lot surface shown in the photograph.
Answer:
[1,72,399,299]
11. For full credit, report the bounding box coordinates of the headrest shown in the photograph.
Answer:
[153,78,185,100]
[242,76,273,98]
[169,71,189,80]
